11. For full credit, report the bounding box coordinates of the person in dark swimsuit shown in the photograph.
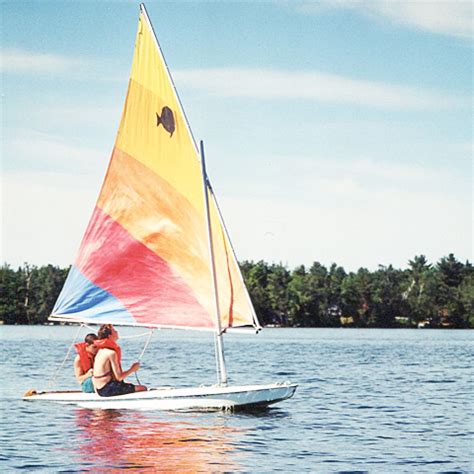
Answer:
[92,324,147,397]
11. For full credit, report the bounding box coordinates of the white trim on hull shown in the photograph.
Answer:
[23,382,297,411]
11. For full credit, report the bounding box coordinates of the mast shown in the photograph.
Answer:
[200,140,228,386]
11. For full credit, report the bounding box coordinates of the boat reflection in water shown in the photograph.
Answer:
[71,409,244,471]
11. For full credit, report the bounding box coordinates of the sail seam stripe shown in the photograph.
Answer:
[111,143,206,218]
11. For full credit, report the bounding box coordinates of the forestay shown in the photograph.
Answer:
[51,9,259,333]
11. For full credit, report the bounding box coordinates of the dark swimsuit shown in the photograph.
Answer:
[96,380,135,397]
[94,372,135,397]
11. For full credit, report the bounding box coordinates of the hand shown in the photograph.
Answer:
[131,362,140,372]
[87,368,93,377]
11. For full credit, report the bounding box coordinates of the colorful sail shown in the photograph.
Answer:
[51,7,259,331]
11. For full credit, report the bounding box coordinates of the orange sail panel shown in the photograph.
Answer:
[52,11,258,331]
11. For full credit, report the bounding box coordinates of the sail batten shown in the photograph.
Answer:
[51,7,260,332]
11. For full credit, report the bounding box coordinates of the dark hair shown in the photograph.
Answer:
[98,324,113,340]
[84,333,98,345]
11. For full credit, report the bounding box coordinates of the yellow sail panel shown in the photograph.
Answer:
[208,191,258,329]
[115,14,204,216]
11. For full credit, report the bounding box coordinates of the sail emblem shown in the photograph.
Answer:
[156,106,175,137]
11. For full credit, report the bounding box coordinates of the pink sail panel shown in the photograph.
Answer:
[76,205,212,328]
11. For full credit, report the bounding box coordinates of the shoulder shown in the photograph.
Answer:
[99,348,117,358]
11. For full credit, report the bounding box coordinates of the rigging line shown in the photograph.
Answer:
[121,331,154,340]
[138,328,155,361]
[47,324,84,390]
[200,141,227,385]
[213,332,220,381]
[135,328,155,385]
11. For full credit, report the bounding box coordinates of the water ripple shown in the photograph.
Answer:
[2,327,473,472]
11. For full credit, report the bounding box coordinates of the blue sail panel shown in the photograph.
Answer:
[52,265,135,325]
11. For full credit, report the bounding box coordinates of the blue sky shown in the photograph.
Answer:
[1,1,472,271]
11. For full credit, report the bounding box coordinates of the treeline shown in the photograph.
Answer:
[1,254,473,328]
[240,254,473,329]
[1,264,68,325]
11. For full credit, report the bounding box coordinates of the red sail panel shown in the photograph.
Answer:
[76,205,212,328]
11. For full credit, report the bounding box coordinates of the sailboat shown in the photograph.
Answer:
[23,4,296,410]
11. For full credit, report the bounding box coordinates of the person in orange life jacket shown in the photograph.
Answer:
[93,324,147,397]
[74,333,99,393]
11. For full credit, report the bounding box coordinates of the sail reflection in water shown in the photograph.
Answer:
[70,409,245,471]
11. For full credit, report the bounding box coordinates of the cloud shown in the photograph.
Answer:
[293,1,473,40]
[1,171,101,267]
[1,48,87,74]
[221,150,470,204]
[0,48,127,82]
[2,150,470,271]
[365,1,473,40]
[174,67,462,110]
[219,156,471,270]
[25,104,122,131]
[223,186,471,271]
[4,129,108,174]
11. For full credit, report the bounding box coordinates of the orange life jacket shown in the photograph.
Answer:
[74,342,95,373]
[94,338,122,366]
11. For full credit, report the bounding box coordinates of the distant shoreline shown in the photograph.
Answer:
[1,255,473,329]
[1,322,471,330]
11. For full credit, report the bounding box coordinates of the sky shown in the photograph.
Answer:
[1,0,472,272]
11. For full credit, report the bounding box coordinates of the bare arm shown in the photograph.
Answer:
[109,352,140,381]
[74,355,92,384]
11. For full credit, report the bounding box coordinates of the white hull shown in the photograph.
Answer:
[23,382,297,411]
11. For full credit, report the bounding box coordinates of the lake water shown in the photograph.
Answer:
[1,326,472,472]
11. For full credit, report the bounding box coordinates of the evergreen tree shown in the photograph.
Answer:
[436,254,466,327]
[459,263,474,328]
[0,265,26,324]
[266,264,291,325]
[288,265,317,326]
[240,260,273,325]
[370,265,404,327]
[322,263,346,326]
[403,255,436,325]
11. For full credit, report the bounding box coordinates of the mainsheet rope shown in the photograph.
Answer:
[135,328,155,385]
[137,328,155,361]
